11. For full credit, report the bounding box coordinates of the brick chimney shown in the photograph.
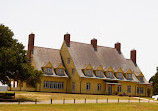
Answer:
[91,38,97,51]
[115,42,121,54]
[27,33,35,60]
[64,33,70,47]
[131,49,136,65]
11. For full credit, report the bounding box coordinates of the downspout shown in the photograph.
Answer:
[80,77,84,94]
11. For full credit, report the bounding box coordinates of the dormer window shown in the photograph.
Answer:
[86,69,92,77]
[139,76,144,82]
[57,68,64,75]
[46,67,52,74]
[97,71,103,78]
[118,73,123,79]
[127,73,132,80]
[107,72,113,78]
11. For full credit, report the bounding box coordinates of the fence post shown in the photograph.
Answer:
[35,99,37,104]
[18,99,20,105]
[139,98,140,103]
[63,98,65,104]
[74,99,75,104]
[118,98,119,103]
[128,98,130,103]
[107,98,108,103]
[85,98,86,103]
[14,92,15,99]
[96,98,98,103]
[51,98,52,104]
[148,99,150,103]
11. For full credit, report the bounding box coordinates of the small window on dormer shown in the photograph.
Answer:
[46,67,52,74]
[118,73,123,79]
[57,68,64,75]
[107,72,113,78]
[86,69,92,76]
[127,74,132,80]
[97,71,103,77]
[67,58,70,64]
[139,76,144,82]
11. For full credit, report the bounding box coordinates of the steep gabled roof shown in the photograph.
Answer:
[33,46,63,70]
[67,41,128,76]
[67,41,148,83]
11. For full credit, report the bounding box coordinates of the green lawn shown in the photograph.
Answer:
[0,103,157,111]
[11,91,139,101]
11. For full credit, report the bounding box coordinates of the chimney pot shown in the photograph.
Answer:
[115,42,121,54]
[91,38,97,51]
[131,49,136,65]
[64,33,70,47]
[27,33,35,60]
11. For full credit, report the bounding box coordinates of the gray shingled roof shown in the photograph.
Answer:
[33,46,68,77]
[67,41,149,84]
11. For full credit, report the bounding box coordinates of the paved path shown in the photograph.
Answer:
[0,98,157,104]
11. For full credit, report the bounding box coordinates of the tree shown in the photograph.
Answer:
[0,24,42,88]
[149,68,158,95]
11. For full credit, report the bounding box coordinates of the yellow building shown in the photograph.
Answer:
[10,33,152,97]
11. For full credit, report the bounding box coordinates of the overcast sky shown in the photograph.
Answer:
[1,0,158,81]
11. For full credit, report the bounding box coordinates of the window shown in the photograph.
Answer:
[107,72,113,78]
[118,73,123,79]
[72,69,75,74]
[86,69,92,76]
[118,85,121,93]
[97,83,101,91]
[127,74,132,80]
[67,58,70,64]
[139,77,144,82]
[97,71,103,77]
[127,86,131,93]
[44,81,64,89]
[137,87,144,94]
[86,83,91,90]
[57,68,64,75]
[46,67,52,74]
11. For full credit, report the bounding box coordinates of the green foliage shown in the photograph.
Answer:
[149,70,158,95]
[0,24,42,87]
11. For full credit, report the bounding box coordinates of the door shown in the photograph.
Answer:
[72,82,75,93]
[108,85,112,95]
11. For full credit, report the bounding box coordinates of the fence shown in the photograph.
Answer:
[15,98,155,105]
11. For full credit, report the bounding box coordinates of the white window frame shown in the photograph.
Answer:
[86,83,91,90]
[44,81,64,89]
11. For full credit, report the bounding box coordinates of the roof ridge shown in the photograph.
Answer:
[70,41,115,49]
[34,46,60,50]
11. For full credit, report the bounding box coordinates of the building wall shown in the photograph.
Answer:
[60,41,81,93]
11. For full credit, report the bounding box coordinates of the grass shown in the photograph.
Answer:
[10,91,140,101]
[0,103,158,111]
